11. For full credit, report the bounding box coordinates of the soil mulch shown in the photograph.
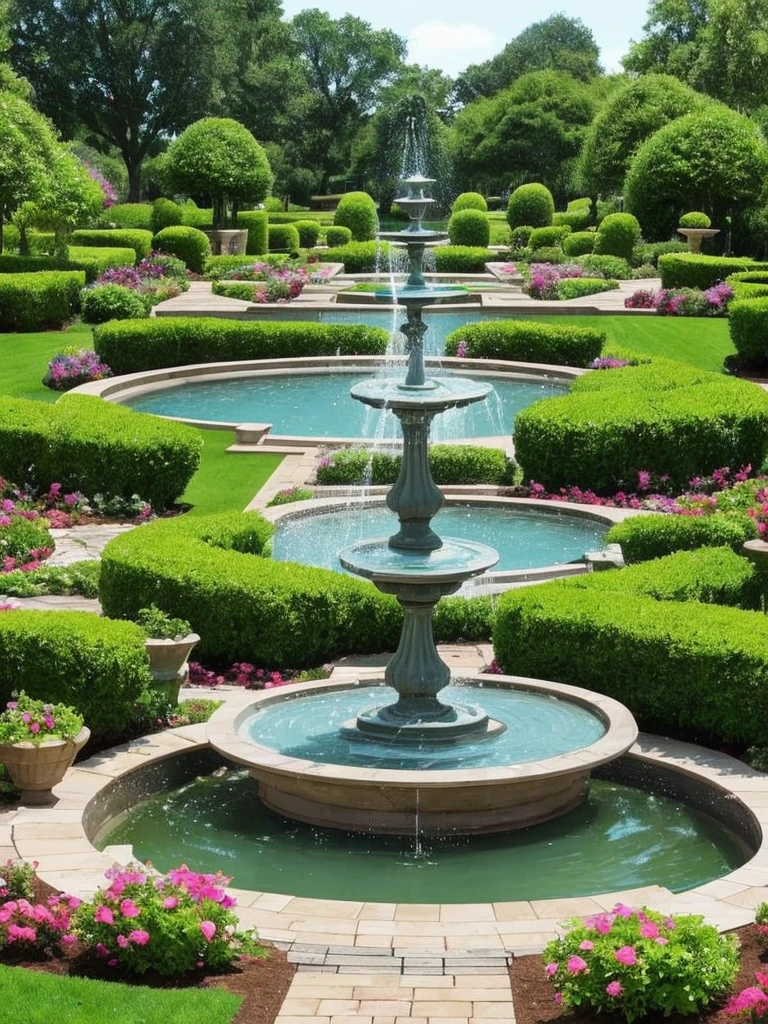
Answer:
[512,924,765,1024]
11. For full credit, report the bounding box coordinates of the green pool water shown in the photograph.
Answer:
[98,770,749,904]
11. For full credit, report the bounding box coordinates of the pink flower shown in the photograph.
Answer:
[116,934,128,948]
[162,897,178,910]
[594,916,613,934]
[606,981,623,997]
[129,929,150,946]
[613,904,634,918]
[566,955,588,974]
[554,993,563,1005]
[663,918,676,929]
[120,899,140,918]
[639,921,659,939]
[94,905,114,925]
[200,920,216,942]
[614,946,638,966]
[61,934,77,945]
[655,937,669,946]
[578,940,594,951]
[545,962,558,976]
[95,942,109,958]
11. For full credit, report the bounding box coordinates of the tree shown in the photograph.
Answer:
[623,0,709,80]
[166,119,272,229]
[9,0,220,200]
[579,74,710,198]
[694,0,768,114]
[0,92,57,248]
[624,106,768,240]
[26,146,104,257]
[455,15,601,104]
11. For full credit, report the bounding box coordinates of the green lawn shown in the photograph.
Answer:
[1,323,93,401]
[0,965,241,1023]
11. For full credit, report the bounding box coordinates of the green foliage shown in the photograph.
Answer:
[445,320,604,367]
[136,604,193,640]
[562,231,595,257]
[0,611,151,735]
[659,253,768,289]
[447,209,490,247]
[680,210,712,228]
[203,254,286,278]
[80,284,150,324]
[529,246,567,264]
[528,225,570,249]
[509,225,534,247]
[291,219,321,248]
[452,192,487,213]
[575,253,632,279]
[325,225,352,247]
[0,516,51,562]
[514,360,768,493]
[729,297,768,366]
[0,691,84,745]
[150,198,183,234]
[322,240,386,272]
[0,270,84,331]
[71,229,153,260]
[433,246,495,273]
[0,561,101,599]
[726,271,768,302]
[506,183,554,229]
[606,515,757,564]
[108,204,153,230]
[268,223,300,253]
[236,211,269,255]
[151,226,211,273]
[552,208,591,231]
[68,246,137,271]
[315,446,515,486]
[333,191,378,241]
[181,203,213,228]
[556,277,618,299]
[636,240,689,267]
[594,213,642,261]
[0,394,202,509]
[93,316,389,374]
[25,147,105,257]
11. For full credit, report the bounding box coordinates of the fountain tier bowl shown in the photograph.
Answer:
[208,673,638,836]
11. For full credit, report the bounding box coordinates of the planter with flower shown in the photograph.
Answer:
[0,693,89,804]
[137,606,199,705]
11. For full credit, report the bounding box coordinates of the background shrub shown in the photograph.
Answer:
[447,209,490,247]
[680,211,712,228]
[638,240,689,267]
[268,224,300,253]
[658,253,768,289]
[93,316,388,373]
[107,204,152,230]
[506,183,554,229]
[0,271,85,331]
[606,514,756,563]
[325,225,352,247]
[236,211,268,255]
[0,394,201,509]
[452,192,487,213]
[151,226,211,273]
[181,203,213,228]
[529,246,567,264]
[316,446,514,486]
[562,231,596,257]
[291,219,322,248]
[553,208,592,231]
[0,254,102,282]
[433,246,495,273]
[574,253,632,279]
[528,225,571,249]
[203,254,286,278]
[333,191,378,241]
[71,229,153,260]
[322,241,387,273]
[445,320,604,367]
[80,284,150,324]
[150,198,183,234]
[68,247,137,272]
[0,611,151,735]
[593,213,642,260]
[728,297,768,366]
[509,225,534,247]
[557,277,618,300]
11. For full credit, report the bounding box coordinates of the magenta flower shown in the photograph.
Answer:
[94,905,114,925]
[545,962,558,976]
[162,896,178,910]
[639,921,659,939]
[129,929,150,946]
[614,946,638,966]
[119,898,141,919]
[606,981,623,997]
[116,934,128,948]
[578,939,594,951]
[566,955,588,974]
[200,920,216,942]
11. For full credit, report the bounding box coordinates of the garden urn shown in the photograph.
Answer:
[145,633,201,704]
[0,727,90,805]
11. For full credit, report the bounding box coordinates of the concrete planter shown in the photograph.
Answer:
[0,727,90,804]
[205,229,248,256]
[145,634,201,705]
[677,227,720,254]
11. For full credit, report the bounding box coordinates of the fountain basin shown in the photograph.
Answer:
[207,673,638,836]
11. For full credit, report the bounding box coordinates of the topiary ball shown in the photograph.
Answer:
[333,192,378,241]
[452,192,487,213]
[448,209,490,247]
[563,231,596,257]
[325,226,352,247]
[507,183,554,229]
[594,213,642,261]
[680,211,712,228]
[268,224,300,253]
[291,220,322,248]
[150,198,183,235]
[151,226,211,274]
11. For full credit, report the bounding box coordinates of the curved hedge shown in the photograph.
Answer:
[529,226,571,250]
[108,204,153,230]
[605,513,756,563]
[729,297,768,366]
[325,225,352,247]
[726,271,768,302]
[99,512,492,666]
[0,611,151,735]
[150,198,183,234]
[445,320,604,367]
[493,548,768,747]
[514,359,768,493]
[291,220,322,249]
[452,192,487,213]
[316,445,515,486]
[71,229,154,260]
[93,317,389,374]
[0,271,85,331]
[659,253,768,290]
[322,241,388,273]
[236,211,269,255]
[593,213,641,261]
[0,395,201,509]
[152,226,211,273]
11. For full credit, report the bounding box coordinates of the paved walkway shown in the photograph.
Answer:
[47,524,134,566]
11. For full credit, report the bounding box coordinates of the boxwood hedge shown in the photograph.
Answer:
[0,395,201,509]
[71,229,154,260]
[93,317,389,374]
[493,548,768,747]
[68,247,137,271]
[726,272,768,302]
[605,513,756,563]
[444,320,604,367]
[316,445,515,486]
[659,253,768,290]
[0,254,104,283]
[0,271,85,331]
[514,359,768,493]
[99,512,492,666]
[322,241,389,273]
[236,211,269,255]
[729,297,768,366]
[433,247,496,273]
[0,611,152,735]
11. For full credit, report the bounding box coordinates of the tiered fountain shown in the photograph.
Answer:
[210,177,638,835]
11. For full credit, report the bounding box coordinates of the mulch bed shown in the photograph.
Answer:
[512,924,765,1024]
[0,875,296,1024]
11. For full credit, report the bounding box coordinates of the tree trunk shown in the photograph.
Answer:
[0,212,4,255]
[123,151,143,203]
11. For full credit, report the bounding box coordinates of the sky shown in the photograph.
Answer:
[279,0,651,78]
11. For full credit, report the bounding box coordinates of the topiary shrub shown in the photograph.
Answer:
[528,225,571,250]
[268,223,300,253]
[316,446,514,486]
[151,226,211,273]
[659,253,768,290]
[509,225,534,248]
[107,204,153,230]
[0,253,102,282]
[93,316,389,374]
[529,246,568,264]
[433,246,495,273]
[0,611,152,736]
[606,514,756,563]
[234,211,268,255]
[553,208,592,231]
[563,231,596,257]
[574,253,632,279]
[726,271,768,302]
[593,213,642,261]
[325,225,352,247]
[71,229,153,260]
[291,219,322,248]
[181,203,213,228]
[150,197,183,234]
[447,209,490,247]
[445,320,604,367]
[0,394,201,509]
[0,271,85,331]
[506,183,554,229]
[452,192,487,213]
[680,211,712,228]
[322,241,387,273]
[729,297,768,366]
[80,284,150,324]
[333,191,378,241]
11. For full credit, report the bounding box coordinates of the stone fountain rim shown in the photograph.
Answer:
[206,672,639,788]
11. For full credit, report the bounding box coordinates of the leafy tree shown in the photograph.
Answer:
[623,0,709,80]
[579,74,710,198]
[694,0,768,114]
[25,146,105,257]
[0,92,57,248]
[9,0,220,200]
[455,15,601,104]
[624,105,768,240]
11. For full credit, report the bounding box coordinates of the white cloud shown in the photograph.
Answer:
[407,20,497,75]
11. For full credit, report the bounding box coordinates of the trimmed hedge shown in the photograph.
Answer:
[0,394,201,509]
[150,198,183,234]
[325,225,352,247]
[80,284,150,323]
[0,254,102,283]
[729,298,768,365]
[322,241,387,273]
[316,445,515,486]
[71,229,154,260]
[203,254,286,278]
[575,254,631,279]
[235,211,269,255]
[69,246,138,271]
[268,224,300,253]
[514,359,768,493]
[452,192,487,213]
[0,271,85,331]
[507,183,554,229]
[553,208,592,231]
[557,277,618,300]
[93,316,389,373]
[493,552,768,747]
[594,213,641,261]
[433,246,496,273]
[152,226,211,273]
[529,225,571,249]
[680,211,712,228]
[726,271,768,302]
[0,611,152,735]
[333,191,378,241]
[445,320,604,367]
[99,512,491,666]
[107,203,153,230]
[291,219,322,249]
[605,513,756,563]
[659,253,768,290]
[447,210,490,247]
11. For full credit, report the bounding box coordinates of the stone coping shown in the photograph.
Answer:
[6,676,766,953]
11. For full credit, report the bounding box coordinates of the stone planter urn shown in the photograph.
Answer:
[205,229,248,256]
[677,227,720,254]
[0,727,90,805]
[145,634,201,705]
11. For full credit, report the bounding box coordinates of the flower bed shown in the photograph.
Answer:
[624,283,733,315]
[43,349,113,391]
